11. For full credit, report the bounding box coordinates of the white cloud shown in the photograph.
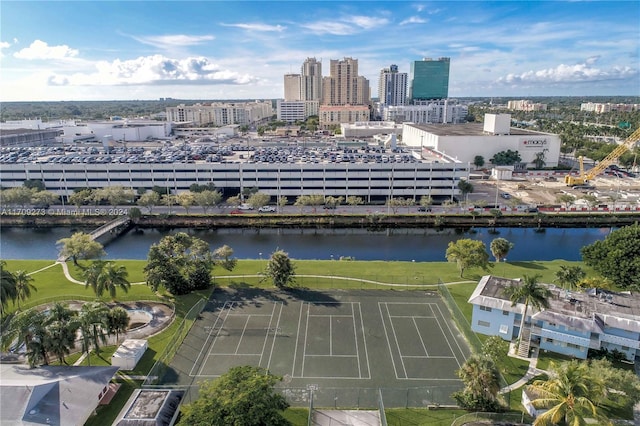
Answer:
[300,21,356,35]
[14,40,78,60]
[497,60,638,85]
[345,16,389,29]
[400,16,427,25]
[0,41,9,58]
[220,23,286,32]
[46,54,258,86]
[132,34,214,49]
[302,15,389,35]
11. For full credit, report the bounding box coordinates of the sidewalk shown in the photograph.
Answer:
[499,344,545,395]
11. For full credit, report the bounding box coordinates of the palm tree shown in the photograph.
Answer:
[213,245,237,272]
[554,265,586,290]
[0,261,17,316]
[458,354,502,401]
[100,262,130,299]
[528,361,610,426]
[83,260,130,299]
[45,303,78,365]
[18,310,50,367]
[1,309,48,367]
[83,260,106,296]
[45,319,77,365]
[78,302,109,365]
[490,238,514,263]
[107,307,130,343]
[503,274,551,341]
[13,270,37,310]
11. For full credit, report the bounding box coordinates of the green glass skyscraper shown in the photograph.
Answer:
[409,57,450,101]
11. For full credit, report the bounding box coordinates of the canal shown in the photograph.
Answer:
[0,226,613,262]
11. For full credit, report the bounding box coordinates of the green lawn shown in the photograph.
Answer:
[0,258,617,424]
[283,408,310,426]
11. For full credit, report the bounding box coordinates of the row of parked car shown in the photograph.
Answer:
[247,145,417,165]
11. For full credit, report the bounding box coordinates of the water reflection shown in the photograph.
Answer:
[0,226,612,262]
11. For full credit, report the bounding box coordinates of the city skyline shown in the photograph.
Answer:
[1,1,638,102]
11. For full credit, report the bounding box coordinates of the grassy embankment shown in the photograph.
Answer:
[0,258,606,425]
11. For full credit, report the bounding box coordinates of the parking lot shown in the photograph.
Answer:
[0,137,427,167]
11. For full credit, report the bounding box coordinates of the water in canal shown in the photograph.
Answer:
[0,226,613,261]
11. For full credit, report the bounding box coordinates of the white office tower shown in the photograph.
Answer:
[301,57,322,101]
[378,65,407,106]
[284,74,302,101]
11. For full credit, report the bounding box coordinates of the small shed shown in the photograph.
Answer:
[112,339,148,370]
[522,387,548,419]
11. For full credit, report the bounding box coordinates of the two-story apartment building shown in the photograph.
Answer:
[469,275,640,361]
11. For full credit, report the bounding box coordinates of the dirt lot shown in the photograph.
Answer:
[469,173,640,207]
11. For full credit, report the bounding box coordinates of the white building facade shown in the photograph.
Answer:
[378,65,407,107]
[1,159,469,202]
[383,100,468,124]
[402,114,561,168]
[277,100,319,123]
[166,101,272,126]
[507,100,547,111]
[469,275,640,361]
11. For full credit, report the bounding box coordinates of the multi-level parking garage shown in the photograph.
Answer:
[0,139,469,203]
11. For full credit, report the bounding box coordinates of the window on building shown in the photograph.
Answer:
[545,338,554,344]
[479,306,492,312]
[477,320,491,327]
[499,324,509,334]
[567,343,582,350]
[502,310,509,316]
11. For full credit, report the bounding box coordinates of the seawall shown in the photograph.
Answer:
[2,212,639,230]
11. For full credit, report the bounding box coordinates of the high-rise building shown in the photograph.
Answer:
[301,57,322,101]
[378,64,407,106]
[283,74,302,101]
[409,57,450,102]
[279,58,323,122]
[322,57,370,106]
[319,57,371,128]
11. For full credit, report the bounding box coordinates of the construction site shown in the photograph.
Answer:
[472,173,640,208]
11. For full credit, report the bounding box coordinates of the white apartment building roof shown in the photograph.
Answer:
[469,275,640,333]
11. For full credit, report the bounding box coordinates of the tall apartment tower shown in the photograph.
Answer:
[283,74,302,101]
[301,57,322,101]
[378,64,407,106]
[322,57,370,106]
[409,57,450,102]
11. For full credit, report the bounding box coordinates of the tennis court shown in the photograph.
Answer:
[165,288,471,407]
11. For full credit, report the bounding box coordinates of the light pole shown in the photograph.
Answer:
[387,172,394,214]
[494,172,500,208]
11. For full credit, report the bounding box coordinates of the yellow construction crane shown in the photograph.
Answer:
[565,127,640,186]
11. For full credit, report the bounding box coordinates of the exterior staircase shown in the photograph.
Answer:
[517,325,532,358]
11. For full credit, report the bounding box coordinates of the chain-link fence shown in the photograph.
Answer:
[450,411,528,426]
[437,279,511,406]
[143,298,207,387]
[437,279,483,354]
[278,386,461,409]
[214,274,441,290]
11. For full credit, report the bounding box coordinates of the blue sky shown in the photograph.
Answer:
[1,1,638,101]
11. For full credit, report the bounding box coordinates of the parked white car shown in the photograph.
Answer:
[238,203,254,210]
[258,205,276,212]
